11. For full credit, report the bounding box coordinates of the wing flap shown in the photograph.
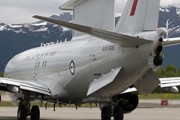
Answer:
[0,77,51,96]
[33,15,152,47]
[87,67,122,96]
[134,69,160,95]
[121,87,138,94]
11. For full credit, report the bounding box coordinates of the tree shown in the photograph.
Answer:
[156,64,180,77]
[0,72,3,77]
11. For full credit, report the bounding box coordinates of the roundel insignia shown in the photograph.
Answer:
[69,60,75,75]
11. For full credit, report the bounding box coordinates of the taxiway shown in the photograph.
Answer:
[0,107,179,120]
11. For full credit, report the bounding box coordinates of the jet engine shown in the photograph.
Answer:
[153,37,163,66]
[113,93,139,114]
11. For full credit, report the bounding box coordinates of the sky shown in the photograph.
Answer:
[0,0,180,24]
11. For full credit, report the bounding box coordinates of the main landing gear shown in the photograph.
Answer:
[101,94,139,120]
[101,105,124,120]
[17,94,40,120]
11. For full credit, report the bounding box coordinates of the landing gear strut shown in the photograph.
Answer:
[17,93,40,120]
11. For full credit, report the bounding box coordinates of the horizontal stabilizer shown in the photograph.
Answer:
[163,37,180,47]
[33,15,152,47]
[122,77,180,94]
[87,67,122,96]
[0,77,51,96]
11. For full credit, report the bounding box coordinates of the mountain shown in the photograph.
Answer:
[159,7,180,68]
[0,7,180,71]
[0,13,73,71]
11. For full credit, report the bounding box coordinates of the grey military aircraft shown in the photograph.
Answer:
[1,0,180,120]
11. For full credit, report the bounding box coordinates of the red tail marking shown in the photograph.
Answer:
[130,0,138,16]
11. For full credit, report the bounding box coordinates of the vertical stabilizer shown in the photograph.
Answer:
[60,0,115,36]
[115,0,160,33]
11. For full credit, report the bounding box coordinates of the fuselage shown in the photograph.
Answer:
[4,30,161,103]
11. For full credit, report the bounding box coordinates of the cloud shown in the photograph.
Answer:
[0,0,180,24]
[115,0,180,12]
[0,0,66,24]
[160,0,180,7]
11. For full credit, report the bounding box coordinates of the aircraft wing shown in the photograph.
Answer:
[0,77,51,96]
[33,15,152,47]
[122,77,180,94]
[159,77,180,88]
[163,37,180,47]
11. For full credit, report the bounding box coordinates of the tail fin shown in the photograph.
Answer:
[60,0,115,36]
[115,0,160,33]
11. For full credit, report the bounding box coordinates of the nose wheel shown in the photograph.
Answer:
[17,105,27,120]
[17,95,40,120]
[17,105,40,120]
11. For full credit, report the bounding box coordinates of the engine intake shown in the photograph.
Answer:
[113,94,139,114]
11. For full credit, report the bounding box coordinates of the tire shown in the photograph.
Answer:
[31,105,40,120]
[101,106,111,120]
[114,107,124,120]
[17,106,27,120]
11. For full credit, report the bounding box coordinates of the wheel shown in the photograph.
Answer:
[31,105,40,120]
[17,105,27,120]
[101,106,111,120]
[113,107,124,120]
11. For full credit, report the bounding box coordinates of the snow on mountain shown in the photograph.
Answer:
[0,25,5,31]
[32,22,47,26]
[0,13,73,71]
[160,7,170,12]
[159,6,180,38]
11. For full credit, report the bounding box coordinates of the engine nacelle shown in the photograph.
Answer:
[153,37,163,66]
[153,55,163,66]
[154,37,163,54]
[113,94,139,114]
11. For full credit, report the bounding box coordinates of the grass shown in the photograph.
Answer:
[1,93,180,107]
[139,93,180,99]
[0,101,98,107]
[0,101,14,107]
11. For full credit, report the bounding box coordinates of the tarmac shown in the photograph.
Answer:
[0,107,179,120]
[1,95,180,120]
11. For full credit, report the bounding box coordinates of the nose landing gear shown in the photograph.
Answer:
[17,93,40,120]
